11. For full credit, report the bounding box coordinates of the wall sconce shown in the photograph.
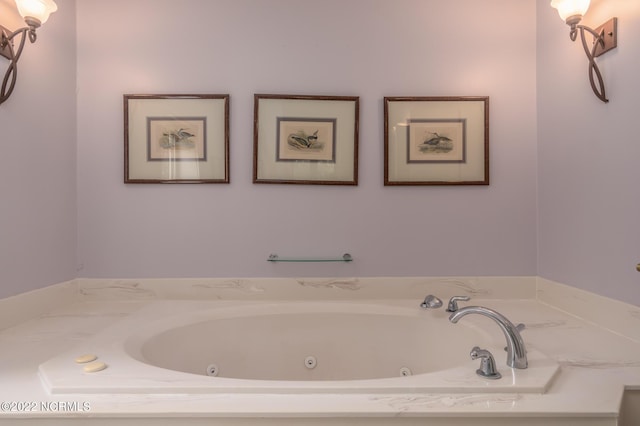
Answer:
[551,0,617,103]
[0,0,58,106]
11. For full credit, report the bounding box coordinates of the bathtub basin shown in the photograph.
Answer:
[133,305,489,381]
[39,300,559,394]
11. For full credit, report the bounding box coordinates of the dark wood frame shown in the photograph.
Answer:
[384,96,489,186]
[253,94,359,185]
[124,94,230,184]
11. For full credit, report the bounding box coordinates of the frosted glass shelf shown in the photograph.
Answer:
[267,253,353,263]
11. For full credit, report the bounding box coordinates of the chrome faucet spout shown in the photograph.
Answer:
[449,306,528,369]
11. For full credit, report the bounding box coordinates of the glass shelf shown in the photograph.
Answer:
[267,253,353,263]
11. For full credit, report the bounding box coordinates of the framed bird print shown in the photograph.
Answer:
[253,94,359,185]
[384,96,489,185]
[124,94,229,183]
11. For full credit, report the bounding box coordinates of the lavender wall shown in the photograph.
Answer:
[3,0,636,306]
[76,0,538,279]
[537,1,640,306]
[0,0,76,298]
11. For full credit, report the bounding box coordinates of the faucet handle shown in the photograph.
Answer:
[420,295,443,309]
[446,295,470,312]
[470,346,501,380]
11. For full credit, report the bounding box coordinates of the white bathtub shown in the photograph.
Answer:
[39,300,559,394]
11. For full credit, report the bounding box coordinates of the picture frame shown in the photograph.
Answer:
[384,96,489,185]
[253,94,359,185]
[124,94,229,183]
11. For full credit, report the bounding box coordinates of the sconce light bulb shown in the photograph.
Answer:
[550,0,590,24]
[15,0,58,25]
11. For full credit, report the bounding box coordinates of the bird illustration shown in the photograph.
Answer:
[161,128,196,148]
[287,130,319,149]
[175,128,195,140]
[423,132,452,145]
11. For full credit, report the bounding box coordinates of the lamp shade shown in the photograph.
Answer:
[550,0,590,22]
[15,0,58,24]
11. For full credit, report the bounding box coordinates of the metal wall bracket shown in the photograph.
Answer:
[0,26,14,60]
[593,17,617,58]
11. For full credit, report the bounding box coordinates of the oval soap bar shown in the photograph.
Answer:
[75,354,98,364]
[83,361,107,373]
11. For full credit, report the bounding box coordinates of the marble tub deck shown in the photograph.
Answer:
[0,277,639,425]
